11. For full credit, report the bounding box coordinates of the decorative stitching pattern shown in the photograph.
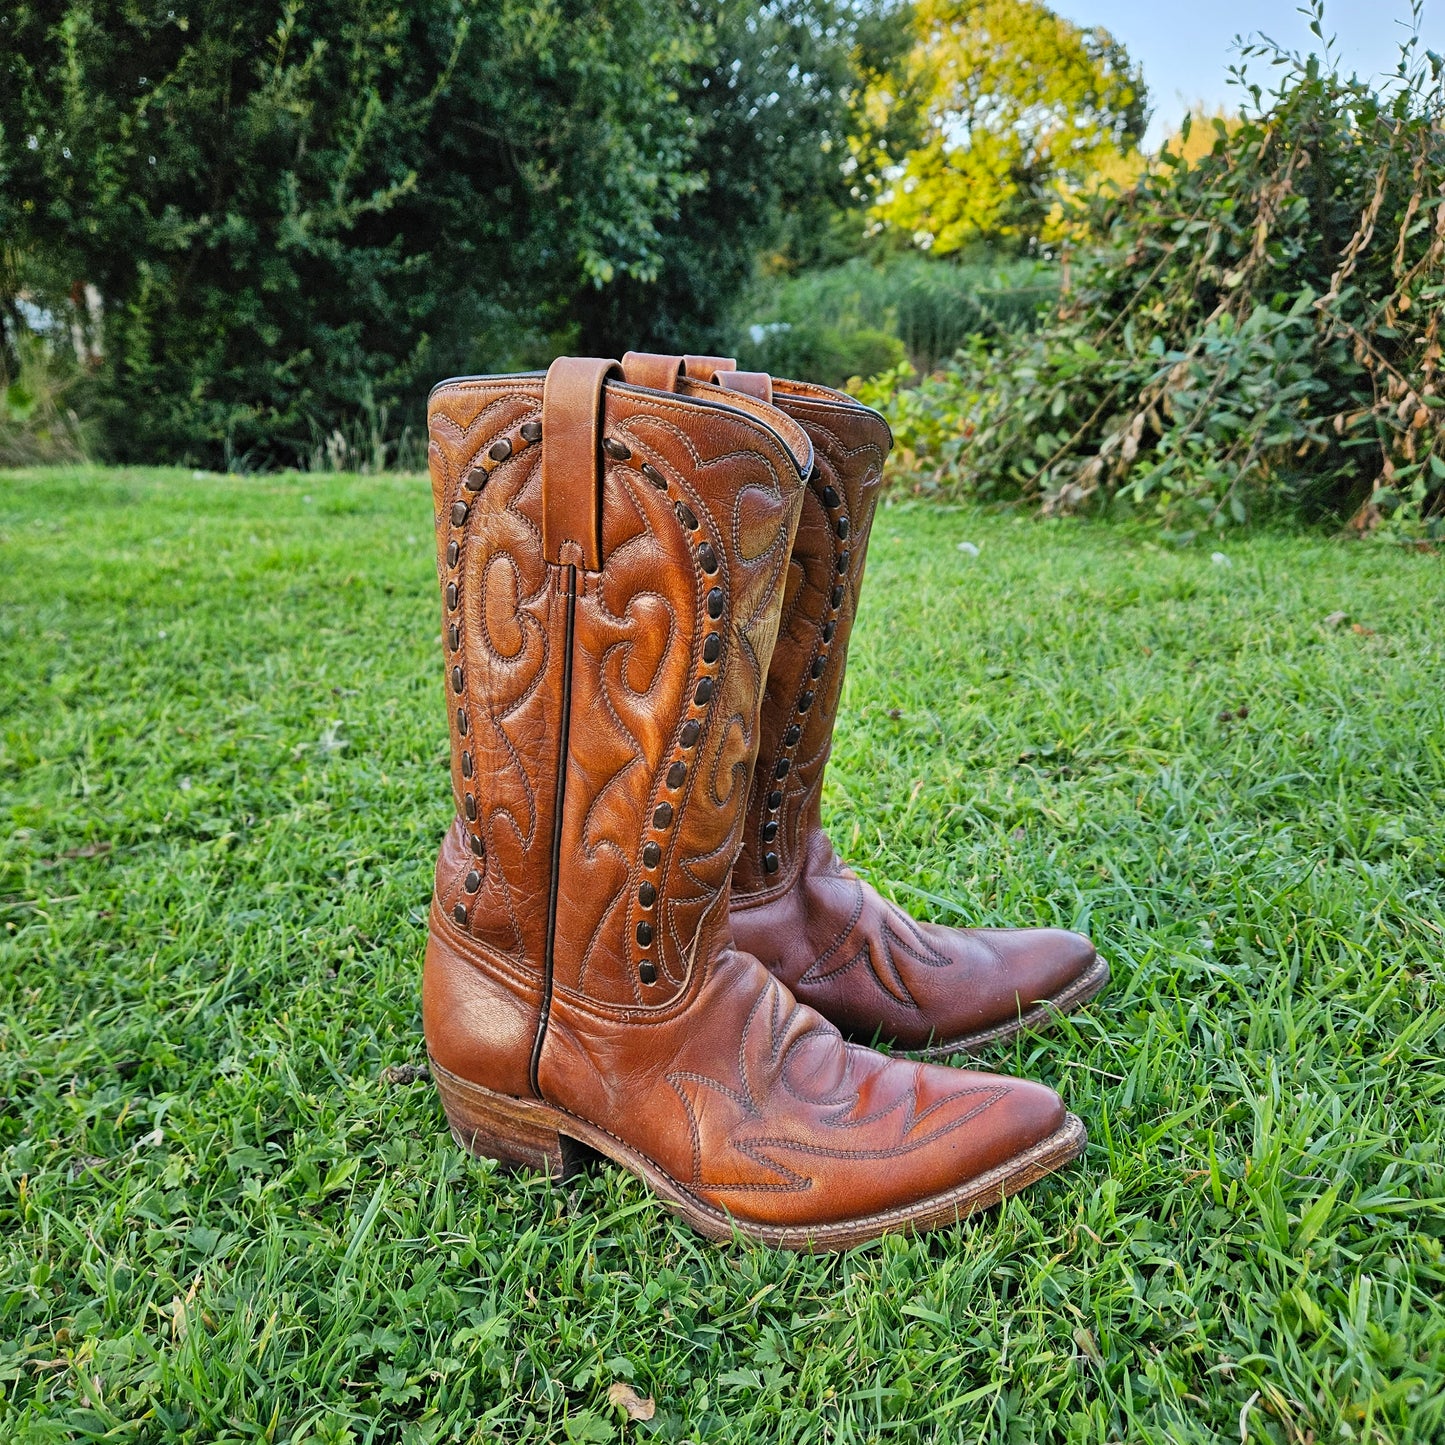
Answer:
[660,971,1012,1198]
[547,402,798,1012]
[428,386,556,971]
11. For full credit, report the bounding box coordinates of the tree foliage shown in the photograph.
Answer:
[861,11,1445,540]
[0,0,703,465]
[860,0,1148,252]
[572,0,897,357]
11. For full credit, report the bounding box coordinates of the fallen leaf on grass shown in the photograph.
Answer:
[381,1063,430,1085]
[1072,1326,1103,1367]
[1351,622,1375,636]
[607,1382,656,1421]
[1322,611,1348,628]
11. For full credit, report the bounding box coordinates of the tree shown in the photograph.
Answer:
[1,0,702,465]
[572,0,904,356]
[861,0,1148,253]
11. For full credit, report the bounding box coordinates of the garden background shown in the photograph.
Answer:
[3,0,1445,1440]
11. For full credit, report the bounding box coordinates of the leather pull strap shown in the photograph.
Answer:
[620,351,686,392]
[716,369,774,404]
[542,356,621,571]
[617,351,771,405]
[684,354,737,381]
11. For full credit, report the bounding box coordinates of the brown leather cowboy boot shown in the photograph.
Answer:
[422,357,1086,1248]
[618,354,1109,1058]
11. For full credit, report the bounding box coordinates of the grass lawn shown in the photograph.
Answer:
[2,466,1444,1444]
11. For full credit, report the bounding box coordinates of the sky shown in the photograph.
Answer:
[1052,0,1445,146]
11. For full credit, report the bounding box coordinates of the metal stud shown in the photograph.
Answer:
[464,870,481,893]
[639,961,657,984]
[462,751,474,778]
[520,420,543,443]
[642,463,668,491]
[469,833,485,856]
[830,585,844,608]
[680,720,700,747]
[456,707,468,735]
[446,582,459,609]
[822,620,836,642]
[667,761,686,788]
[451,500,469,527]
[447,540,459,567]
[775,758,790,779]
[453,902,468,925]
[822,486,841,509]
[694,678,713,705]
[702,634,720,664]
[836,551,850,574]
[836,517,850,539]
[763,852,779,874]
[675,501,698,529]
[448,623,460,650]
[488,438,512,463]
[811,656,826,678]
[798,690,815,712]
[452,665,465,693]
[636,921,654,946]
[697,542,718,573]
[653,802,674,827]
[464,794,477,821]
[464,468,487,492]
[707,588,724,619]
[642,841,662,867]
[603,436,632,461]
[767,790,783,810]
[784,724,801,746]
[639,882,657,907]
[762,820,778,842]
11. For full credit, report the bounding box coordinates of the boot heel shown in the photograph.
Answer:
[431,1058,590,1178]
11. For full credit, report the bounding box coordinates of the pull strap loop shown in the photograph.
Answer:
[619,351,772,404]
[620,351,686,392]
[715,370,773,404]
[684,354,738,381]
[541,356,621,571]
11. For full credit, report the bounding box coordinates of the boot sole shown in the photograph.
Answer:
[430,1055,1086,1251]
[914,954,1112,1060]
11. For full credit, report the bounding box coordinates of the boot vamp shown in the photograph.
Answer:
[537,948,1065,1229]
[731,830,1097,1051]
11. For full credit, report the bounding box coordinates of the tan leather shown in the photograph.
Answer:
[621,350,686,392]
[715,369,774,403]
[541,356,620,569]
[683,353,737,381]
[615,354,1106,1054]
[422,358,1083,1243]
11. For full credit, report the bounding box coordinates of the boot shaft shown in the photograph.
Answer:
[610,354,893,896]
[426,364,811,1022]
[734,380,892,896]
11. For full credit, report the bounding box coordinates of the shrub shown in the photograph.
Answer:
[860,6,1445,541]
[737,321,905,389]
[733,253,1057,378]
[0,332,92,468]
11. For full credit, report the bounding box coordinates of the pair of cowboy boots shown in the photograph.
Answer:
[421,353,1108,1249]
